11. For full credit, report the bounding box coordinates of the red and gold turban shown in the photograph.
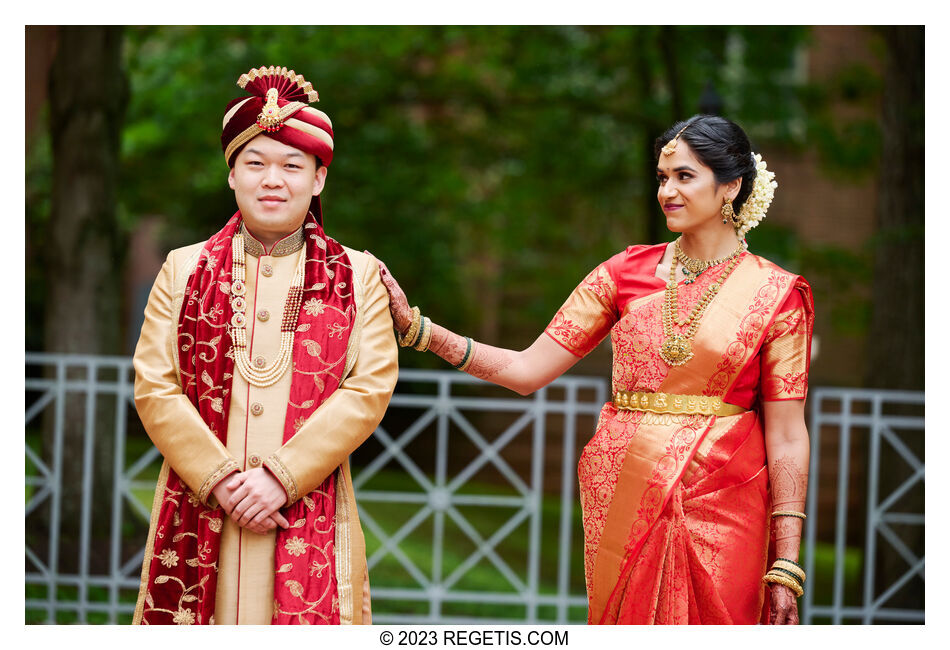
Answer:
[221,65,334,168]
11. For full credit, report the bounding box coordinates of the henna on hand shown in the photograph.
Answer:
[771,454,807,508]
[773,517,804,542]
[376,258,413,335]
[428,324,468,366]
[426,324,516,379]
[764,405,810,619]
[769,453,808,559]
[372,260,525,386]
[768,584,800,625]
[466,342,515,380]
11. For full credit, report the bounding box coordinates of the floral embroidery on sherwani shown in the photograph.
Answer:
[138,211,355,625]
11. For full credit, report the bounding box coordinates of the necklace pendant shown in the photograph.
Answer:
[681,268,702,285]
[659,334,694,366]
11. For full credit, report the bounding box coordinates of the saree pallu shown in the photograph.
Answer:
[590,407,770,624]
[546,244,814,624]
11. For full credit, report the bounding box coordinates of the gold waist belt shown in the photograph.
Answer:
[613,390,746,417]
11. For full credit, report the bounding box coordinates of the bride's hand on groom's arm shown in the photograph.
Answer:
[373,256,413,335]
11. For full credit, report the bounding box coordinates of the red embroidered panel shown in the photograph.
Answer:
[724,276,815,406]
[544,263,619,357]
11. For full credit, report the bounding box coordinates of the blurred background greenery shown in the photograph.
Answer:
[26,25,923,393]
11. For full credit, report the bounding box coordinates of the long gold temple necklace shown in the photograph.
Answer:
[659,237,744,367]
[228,232,305,387]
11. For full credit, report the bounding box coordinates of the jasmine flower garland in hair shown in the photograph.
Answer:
[736,153,777,237]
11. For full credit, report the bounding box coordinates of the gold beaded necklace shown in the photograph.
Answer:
[229,232,305,387]
[659,241,744,367]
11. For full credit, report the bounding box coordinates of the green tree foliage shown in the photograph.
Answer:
[112,26,819,352]
[33,26,885,365]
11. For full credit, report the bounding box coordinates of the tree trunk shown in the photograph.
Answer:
[630,28,664,245]
[866,27,923,391]
[658,26,684,122]
[867,25,924,615]
[40,26,127,572]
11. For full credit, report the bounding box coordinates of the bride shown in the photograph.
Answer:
[378,114,812,625]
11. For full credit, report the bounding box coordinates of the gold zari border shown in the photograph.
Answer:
[264,454,298,504]
[341,248,365,382]
[240,223,304,257]
[224,122,264,164]
[198,458,241,505]
[334,466,353,624]
[133,460,171,624]
[237,66,319,104]
[612,390,745,417]
[224,102,310,164]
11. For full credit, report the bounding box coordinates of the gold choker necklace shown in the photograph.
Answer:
[229,232,305,386]
[659,242,744,367]
[674,238,744,285]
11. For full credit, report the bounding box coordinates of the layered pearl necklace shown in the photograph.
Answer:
[659,237,744,367]
[228,232,305,387]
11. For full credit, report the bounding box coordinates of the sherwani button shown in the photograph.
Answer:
[254,355,266,368]
[261,264,273,277]
[248,454,262,467]
[257,309,270,322]
[250,402,264,416]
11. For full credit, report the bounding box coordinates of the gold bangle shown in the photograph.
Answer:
[763,571,804,598]
[770,566,804,585]
[397,306,421,347]
[409,316,425,348]
[414,317,432,352]
[772,559,806,582]
[772,510,806,519]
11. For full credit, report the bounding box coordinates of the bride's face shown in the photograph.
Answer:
[656,140,736,235]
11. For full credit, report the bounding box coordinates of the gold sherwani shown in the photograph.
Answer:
[132,228,398,624]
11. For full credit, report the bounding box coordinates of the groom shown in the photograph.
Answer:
[131,65,398,624]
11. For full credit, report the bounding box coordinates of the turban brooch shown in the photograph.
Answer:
[221,65,334,168]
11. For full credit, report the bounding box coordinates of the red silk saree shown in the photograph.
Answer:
[545,243,813,624]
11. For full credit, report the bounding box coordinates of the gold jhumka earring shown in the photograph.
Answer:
[721,199,735,225]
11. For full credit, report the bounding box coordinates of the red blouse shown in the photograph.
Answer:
[544,243,814,406]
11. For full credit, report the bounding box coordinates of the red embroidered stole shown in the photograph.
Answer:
[590,255,800,624]
[139,212,355,624]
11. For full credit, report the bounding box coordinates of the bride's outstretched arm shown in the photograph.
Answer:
[378,261,579,395]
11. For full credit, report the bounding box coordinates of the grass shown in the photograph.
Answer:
[804,542,865,621]
[25,583,139,625]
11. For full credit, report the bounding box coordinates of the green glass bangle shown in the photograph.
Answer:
[454,337,473,370]
[776,557,804,570]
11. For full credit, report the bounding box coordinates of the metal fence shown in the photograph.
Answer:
[25,353,923,624]
[802,388,925,624]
